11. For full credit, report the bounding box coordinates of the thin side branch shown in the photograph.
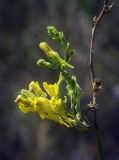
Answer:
[88,1,113,159]
[89,0,113,109]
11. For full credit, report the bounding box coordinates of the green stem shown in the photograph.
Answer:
[93,129,104,160]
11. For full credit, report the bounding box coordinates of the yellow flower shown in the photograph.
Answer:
[29,81,47,97]
[43,82,59,98]
[49,97,65,114]
[35,97,57,120]
[36,97,52,114]
[43,82,67,115]
[15,95,36,113]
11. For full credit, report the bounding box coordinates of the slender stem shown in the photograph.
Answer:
[90,0,113,83]
[93,129,104,160]
[89,0,112,106]
[88,1,113,160]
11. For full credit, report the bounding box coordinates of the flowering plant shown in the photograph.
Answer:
[15,26,88,129]
[14,1,113,158]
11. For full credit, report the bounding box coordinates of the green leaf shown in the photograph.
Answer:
[61,69,83,118]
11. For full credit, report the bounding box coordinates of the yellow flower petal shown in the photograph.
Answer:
[43,82,59,98]
[49,97,65,114]
[29,81,46,97]
[19,104,35,113]
[36,97,52,113]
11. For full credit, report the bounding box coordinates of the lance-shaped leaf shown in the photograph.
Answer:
[61,69,83,119]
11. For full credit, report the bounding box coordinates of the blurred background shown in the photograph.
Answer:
[0,0,119,159]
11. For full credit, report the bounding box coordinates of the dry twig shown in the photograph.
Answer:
[88,1,113,159]
[89,0,113,110]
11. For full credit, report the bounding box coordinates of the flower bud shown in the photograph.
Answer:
[39,42,74,69]
[39,42,59,59]
[37,59,59,69]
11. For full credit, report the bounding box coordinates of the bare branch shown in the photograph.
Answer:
[89,0,113,109]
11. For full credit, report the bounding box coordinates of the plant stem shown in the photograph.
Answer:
[89,0,113,108]
[93,129,104,160]
[88,1,113,159]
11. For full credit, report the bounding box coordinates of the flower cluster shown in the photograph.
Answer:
[15,81,78,127]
